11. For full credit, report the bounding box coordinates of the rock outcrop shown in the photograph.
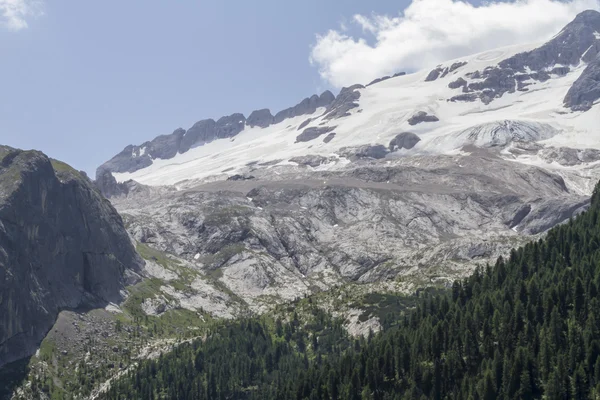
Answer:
[323,85,364,120]
[564,53,600,111]
[408,111,439,125]
[389,132,421,151]
[0,147,142,368]
[274,91,335,124]
[295,126,336,143]
[95,168,129,198]
[247,109,274,128]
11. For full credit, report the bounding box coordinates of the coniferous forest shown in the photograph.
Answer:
[104,184,600,399]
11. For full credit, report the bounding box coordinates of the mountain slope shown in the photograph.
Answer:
[104,178,600,399]
[88,11,600,320]
[0,147,143,368]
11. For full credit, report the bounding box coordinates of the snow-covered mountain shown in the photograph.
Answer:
[94,11,600,317]
[99,10,600,191]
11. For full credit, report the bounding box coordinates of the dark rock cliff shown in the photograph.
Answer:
[0,147,143,368]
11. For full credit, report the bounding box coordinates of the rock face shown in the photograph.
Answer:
[323,132,336,143]
[247,109,274,128]
[389,132,421,151]
[295,126,335,143]
[179,119,216,153]
[274,91,335,124]
[408,111,439,125]
[324,84,364,120]
[367,76,391,86]
[0,147,142,368]
[564,53,600,111]
[95,168,129,198]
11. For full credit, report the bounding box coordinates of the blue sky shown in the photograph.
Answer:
[0,0,597,175]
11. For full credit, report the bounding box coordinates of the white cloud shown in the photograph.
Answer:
[310,0,600,87]
[0,0,43,31]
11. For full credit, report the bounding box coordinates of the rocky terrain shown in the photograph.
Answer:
[107,148,588,317]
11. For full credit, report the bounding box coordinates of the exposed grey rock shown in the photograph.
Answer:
[389,132,421,151]
[564,53,600,111]
[274,91,336,124]
[539,146,600,166]
[425,66,444,82]
[179,119,217,153]
[298,118,312,130]
[323,132,336,143]
[393,72,407,77]
[289,155,330,168]
[227,174,255,181]
[95,168,129,198]
[295,126,335,143]
[0,147,142,368]
[215,113,246,139]
[247,109,274,128]
[408,111,439,125]
[449,61,468,72]
[323,85,364,120]
[448,77,468,89]
[449,93,479,102]
[367,76,390,86]
[338,144,389,160]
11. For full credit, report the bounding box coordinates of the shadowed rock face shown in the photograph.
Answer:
[95,168,129,198]
[323,84,364,120]
[408,111,439,125]
[179,119,217,153]
[389,132,421,151]
[0,147,142,368]
[295,126,336,143]
[274,91,335,124]
[247,109,274,128]
[564,53,600,111]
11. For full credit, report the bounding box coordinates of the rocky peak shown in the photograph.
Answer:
[247,109,274,128]
[500,10,600,71]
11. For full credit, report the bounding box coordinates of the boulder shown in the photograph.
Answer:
[389,132,421,151]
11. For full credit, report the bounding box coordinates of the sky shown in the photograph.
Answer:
[0,0,598,176]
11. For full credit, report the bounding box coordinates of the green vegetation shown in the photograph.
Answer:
[104,182,600,399]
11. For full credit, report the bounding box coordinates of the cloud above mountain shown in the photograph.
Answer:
[0,0,42,31]
[310,0,600,87]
